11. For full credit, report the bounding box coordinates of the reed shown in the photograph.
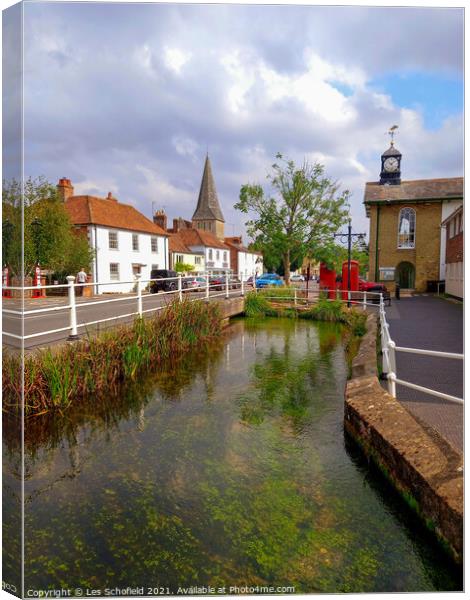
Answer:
[2,299,222,415]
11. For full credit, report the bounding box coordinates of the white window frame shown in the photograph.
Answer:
[132,233,139,251]
[195,256,201,265]
[208,249,213,260]
[151,236,158,253]
[109,262,120,280]
[108,230,119,250]
[397,207,416,249]
[216,250,220,261]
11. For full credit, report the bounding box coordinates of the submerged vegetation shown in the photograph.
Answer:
[2,299,222,415]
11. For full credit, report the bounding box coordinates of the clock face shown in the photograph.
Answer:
[384,157,399,172]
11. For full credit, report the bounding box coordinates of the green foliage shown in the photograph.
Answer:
[235,153,350,284]
[316,241,369,276]
[244,291,272,317]
[2,176,94,277]
[2,299,222,415]
[174,262,194,273]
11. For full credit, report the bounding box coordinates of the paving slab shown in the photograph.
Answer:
[384,295,463,451]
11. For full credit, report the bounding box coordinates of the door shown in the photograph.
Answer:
[396,261,415,288]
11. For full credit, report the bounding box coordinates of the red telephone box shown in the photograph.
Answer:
[32,264,45,298]
[341,260,359,300]
[319,263,337,299]
[2,266,11,298]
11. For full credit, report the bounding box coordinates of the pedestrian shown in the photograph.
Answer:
[76,267,88,296]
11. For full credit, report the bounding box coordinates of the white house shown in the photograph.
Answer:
[176,228,231,274]
[60,178,168,293]
[224,236,264,280]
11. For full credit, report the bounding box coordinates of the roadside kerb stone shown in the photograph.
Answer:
[345,314,463,563]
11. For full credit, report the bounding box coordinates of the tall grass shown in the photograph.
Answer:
[2,299,222,415]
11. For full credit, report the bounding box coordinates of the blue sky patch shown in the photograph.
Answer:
[370,71,463,130]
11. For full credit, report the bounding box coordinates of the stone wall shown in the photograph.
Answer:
[345,314,463,563]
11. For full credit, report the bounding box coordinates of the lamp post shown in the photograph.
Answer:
[334,218,366,306]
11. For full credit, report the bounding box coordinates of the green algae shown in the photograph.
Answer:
[3,318,461,594]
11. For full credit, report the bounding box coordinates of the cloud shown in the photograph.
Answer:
[12,2,463,242]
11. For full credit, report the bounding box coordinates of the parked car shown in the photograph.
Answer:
[150,269,180,293]
[246,276,254,286]
[290,274,305,282]
[256,273,284,288]
[209,275,225,291]
[359,278,391,305]
[185,276,207,291]
[229,276,241,289]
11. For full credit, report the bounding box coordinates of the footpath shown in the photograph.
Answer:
[384,295,463,451]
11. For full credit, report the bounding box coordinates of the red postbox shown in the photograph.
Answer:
[341,260,359,300]
[319,263,337,299]
[32,264,45,298]
[2,265,11,298]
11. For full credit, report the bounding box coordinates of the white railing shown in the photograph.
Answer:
[378,294,463,404]
[257,287,384,310]
[2,272,250,343]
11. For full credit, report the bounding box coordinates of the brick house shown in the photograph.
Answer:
[60,178,169,293]
[441,205,463,299]
[224,236,263,281]
[364,144,463,293]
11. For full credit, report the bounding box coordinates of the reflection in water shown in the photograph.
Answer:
[3,318,461,593]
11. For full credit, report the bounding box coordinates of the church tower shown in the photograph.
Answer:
[192,155,225,239]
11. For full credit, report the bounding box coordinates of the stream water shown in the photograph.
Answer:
[3,317,462,593]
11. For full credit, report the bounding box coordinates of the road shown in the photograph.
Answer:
[2,287,243,350]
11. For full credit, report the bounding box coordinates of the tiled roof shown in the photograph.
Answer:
[192,155,225,222]
[65,195,168,236]
[364,177,463,204]
[224,237,261,255]
[169,233,203,255]
[177,227,230,250]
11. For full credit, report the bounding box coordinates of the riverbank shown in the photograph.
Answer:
[345,313,463,564]
[3,299,224,415]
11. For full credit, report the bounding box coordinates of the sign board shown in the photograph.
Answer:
[379,267,395,281]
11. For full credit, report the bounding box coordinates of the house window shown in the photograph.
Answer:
[110,263,120,280]
[151,237,158,253]
[176,254,184,263]
[195,256,201,265]
[223,251,228,261]
[109,231,118,250]
[397,207,416,249]
[208,249,213,260]
[132,234,139,251]
[216,250,220,260]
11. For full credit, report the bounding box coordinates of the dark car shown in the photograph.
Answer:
[209,275,225,291]
[150,269,180,293]
[229,276,241,289]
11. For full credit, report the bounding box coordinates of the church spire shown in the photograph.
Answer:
[192,155,225,223]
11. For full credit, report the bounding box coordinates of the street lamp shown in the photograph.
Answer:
[334,218,366,306]
[31,217,42,265]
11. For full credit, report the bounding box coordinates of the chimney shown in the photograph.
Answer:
[153,209,167,231]
[172,217,180,233]
[57,178,74,202]
[106,192,118,202]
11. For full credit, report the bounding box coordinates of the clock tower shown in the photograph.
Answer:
[380,142,402,185]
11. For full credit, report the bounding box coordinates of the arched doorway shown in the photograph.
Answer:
[396,261,415,289]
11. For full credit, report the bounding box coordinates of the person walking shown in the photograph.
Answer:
[76,267,88,296]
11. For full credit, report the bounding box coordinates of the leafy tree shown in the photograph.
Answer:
[2,176,94,278]
[316,241,369,277]
[174,262,194,273]
[235,154,350,285]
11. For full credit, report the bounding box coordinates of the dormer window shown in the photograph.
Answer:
[397,207,416,249]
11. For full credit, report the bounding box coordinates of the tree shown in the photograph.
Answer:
[235,154,350,285]
[316,241,369,277]
[174,262,194,273]
[2,176,94,278]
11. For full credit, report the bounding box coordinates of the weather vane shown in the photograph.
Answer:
[388,125,399,145]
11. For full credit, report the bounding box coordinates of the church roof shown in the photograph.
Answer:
[364,177,463,205]
[192,155,225,223]
[65,194,168,236]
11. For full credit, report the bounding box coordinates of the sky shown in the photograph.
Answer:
[3,1,464,241]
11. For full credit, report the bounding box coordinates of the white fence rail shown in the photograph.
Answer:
[378,294,463,404]
[2,272,247,343]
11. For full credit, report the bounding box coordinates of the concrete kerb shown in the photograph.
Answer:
[345,313,463,564]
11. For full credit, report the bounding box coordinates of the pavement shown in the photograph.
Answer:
[384,294,463,451]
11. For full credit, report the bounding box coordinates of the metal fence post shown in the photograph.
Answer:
[66,275,79,341]
[241,277,245,296]
[135,273,143,316]
[347,290,351,307]
[225,272,229,299]
[363,291,367,311]
[294,287,297,306]
[178,273,183,302]
[205,273,210,299]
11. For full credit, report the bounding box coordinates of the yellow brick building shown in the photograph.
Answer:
[364,144,463,293]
